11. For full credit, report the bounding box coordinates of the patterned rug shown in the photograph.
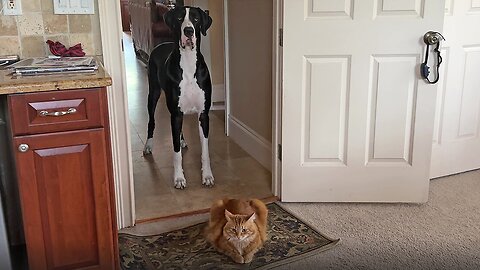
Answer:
[119,203,339,269]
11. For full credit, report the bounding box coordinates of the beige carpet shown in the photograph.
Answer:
[121,169,480,270]
[277,169,480,270]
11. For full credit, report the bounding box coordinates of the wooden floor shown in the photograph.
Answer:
[123,33,273,222]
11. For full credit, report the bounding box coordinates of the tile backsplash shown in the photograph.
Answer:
[0,0,102,58]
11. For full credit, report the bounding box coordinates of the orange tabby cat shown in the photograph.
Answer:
[205,198,268,264]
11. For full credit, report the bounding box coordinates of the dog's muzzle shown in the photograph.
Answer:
[181,27,196,49]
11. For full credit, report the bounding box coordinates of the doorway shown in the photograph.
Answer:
[122,0,276,222]
[103,0,480,228]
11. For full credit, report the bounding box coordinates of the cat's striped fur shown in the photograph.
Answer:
[205,198,268,264]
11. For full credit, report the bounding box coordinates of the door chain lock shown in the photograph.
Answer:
[421,31,445,84]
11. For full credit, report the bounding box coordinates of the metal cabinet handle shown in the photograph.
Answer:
[18,144,29,153]
[39,108,77,117]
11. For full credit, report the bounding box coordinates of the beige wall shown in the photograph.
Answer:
[0,0,102,58]
[207,0,224,85]
[228,0,273,142]
[186,0,225,86]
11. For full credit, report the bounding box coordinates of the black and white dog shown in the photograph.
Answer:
[143,6,213,189]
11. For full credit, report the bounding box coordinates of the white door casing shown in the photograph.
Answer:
[282,0,445,202]
[430,0,480,178]
[98,0,135,228]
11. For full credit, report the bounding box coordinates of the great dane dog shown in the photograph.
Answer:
[143,6,213,189]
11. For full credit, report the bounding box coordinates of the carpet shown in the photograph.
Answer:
[119,203,339,269]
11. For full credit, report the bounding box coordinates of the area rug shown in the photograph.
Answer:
[119,203,339,269]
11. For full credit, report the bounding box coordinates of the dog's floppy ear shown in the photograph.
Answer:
[163,8,176,31]
[199,8,212,36]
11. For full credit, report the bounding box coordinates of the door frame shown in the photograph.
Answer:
[272,0,283,197]
[99,0,282,229]
[98,0,135,228]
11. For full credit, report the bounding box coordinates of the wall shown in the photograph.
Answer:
[186,0,225,105]
[207,0,224,87]
[227,0,273,169]
[0,0,102,58]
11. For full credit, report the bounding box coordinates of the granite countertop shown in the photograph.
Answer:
[0,63,112,95]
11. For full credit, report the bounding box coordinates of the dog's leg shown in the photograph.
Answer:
[199,112,214,187]
[143,89,160,155]
[143,79,161,155]
[172,114,187,189]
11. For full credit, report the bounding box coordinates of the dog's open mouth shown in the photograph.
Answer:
[181,36,196,49]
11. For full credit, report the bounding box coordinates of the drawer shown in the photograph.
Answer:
[8,88,106,135]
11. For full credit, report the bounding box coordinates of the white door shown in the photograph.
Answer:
[430,0,480,178]
[282,0,445,202]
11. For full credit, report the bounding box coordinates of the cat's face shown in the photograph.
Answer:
[223,210,257,241]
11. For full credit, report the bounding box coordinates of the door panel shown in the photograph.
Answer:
[303,56,349,165]
[367,55,418,164]
[430,0,480,178]
[282,0,445,202]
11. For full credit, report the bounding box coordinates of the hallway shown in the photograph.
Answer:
[123,33,273,221]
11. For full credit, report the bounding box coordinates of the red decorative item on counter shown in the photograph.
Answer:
[46,40,86,57]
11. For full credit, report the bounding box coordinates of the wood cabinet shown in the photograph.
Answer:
[7,88,118,270]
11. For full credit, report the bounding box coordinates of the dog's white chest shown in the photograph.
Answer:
[178,50,205,114]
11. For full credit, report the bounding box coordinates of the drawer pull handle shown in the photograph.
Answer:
[39,108,77,117]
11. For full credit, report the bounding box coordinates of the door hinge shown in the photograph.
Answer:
[279,28,283,47]
[277,144,282,161]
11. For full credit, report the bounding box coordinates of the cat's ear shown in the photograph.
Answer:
[225,210,234,221]
[247,213,256,222]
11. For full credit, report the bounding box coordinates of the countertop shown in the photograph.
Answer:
[0,64,112,95]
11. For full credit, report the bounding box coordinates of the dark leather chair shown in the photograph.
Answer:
[129,0,183,62]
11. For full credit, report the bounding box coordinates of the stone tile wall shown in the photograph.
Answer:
[0,0,102,58]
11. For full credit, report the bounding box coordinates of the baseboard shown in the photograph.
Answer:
[210,101,225,111]
[212,84,225,104]
[228,115,272,171]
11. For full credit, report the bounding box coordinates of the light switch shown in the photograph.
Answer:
[53,0,95,14]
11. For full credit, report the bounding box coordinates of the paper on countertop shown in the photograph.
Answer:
[10,57,96,69]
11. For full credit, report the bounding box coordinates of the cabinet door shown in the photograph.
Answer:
[13,129,116,270]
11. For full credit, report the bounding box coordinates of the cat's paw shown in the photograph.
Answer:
[202,173,214,187]
[174,177,187,189]
[232,255,244,264]
[244,255,254,264]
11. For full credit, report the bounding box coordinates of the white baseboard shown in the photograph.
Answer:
[228,115,272,171]
[212,83,225,104]
[210,102,225,111]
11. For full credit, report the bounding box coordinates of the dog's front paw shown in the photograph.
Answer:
[202,173,214,187]
[174,177,187,189]
[143,147,152,156]
[180,138,188,149]
[143,138,153,156]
